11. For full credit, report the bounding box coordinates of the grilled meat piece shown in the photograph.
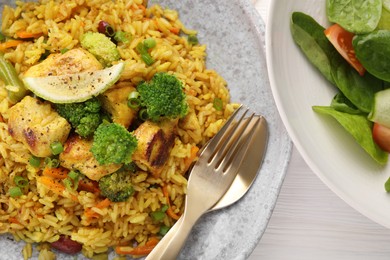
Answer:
[7,96,71,157]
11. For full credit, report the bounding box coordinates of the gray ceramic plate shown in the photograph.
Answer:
[0,0,292,259]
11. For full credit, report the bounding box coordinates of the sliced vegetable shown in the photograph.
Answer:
[77,178,100,194]
[291,12,383,114]
[368,88,390,127]
[44,157,60,168]
[187,34,199,45]
[0,40,24,51]
[16,31,43,39]
[143,38,156,49]
[385,177,390,192]
[150,211,166,221]
[136,39,156,66]
[213,97,223,111]
[114,31,131,44]
[9,186,22,197]
[159,225,170,236]
[115,237,159,256]
[324,23,365,76]
[0,53,28,103]
[50,141,64,155]
[161,185,181,220]
[14,176,28,188]
[29,155,41,167]
[84,198,110,219]
[183,145,199,172]
[22,62,124,103]
[372,123,390,153]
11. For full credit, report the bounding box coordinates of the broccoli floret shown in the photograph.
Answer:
[99,170,135,202]
[137,72,188,121]
[80,32,120,66]
[56,97,103,138]
[91,122,138,165]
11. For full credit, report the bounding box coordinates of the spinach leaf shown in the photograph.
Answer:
[353,30,390,82]
[330,58,383,113]
[313,106,388,165]
[326,0,382,34]
[291,12,336,84]
[291,12,383,113]
[331,92,364,115]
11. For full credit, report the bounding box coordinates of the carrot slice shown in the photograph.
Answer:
[38,176,65,194]
[162,185,181,220]
[16,31,43,39]
[38,176,77,201]
[183,145,199,172]
[115,237,159,256]
[0,40,24,51]
[78,178,100,194]
[42,167,69,179]
[8,217,21,224]
[169,27,180,35]
[84,198,110,219]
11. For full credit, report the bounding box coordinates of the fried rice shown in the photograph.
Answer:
[0,0,238,258]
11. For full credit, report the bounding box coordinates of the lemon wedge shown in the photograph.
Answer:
[22,62,124,103]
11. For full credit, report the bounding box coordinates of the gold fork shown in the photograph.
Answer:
[146,106,266,260]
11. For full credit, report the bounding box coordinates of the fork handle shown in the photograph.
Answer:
[145,212,200,260]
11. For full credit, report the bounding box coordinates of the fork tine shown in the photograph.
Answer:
[222,114,261,173]
[212,110,253,169]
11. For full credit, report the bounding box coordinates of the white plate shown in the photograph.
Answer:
[0,0,292,259]
[266,0,390,228]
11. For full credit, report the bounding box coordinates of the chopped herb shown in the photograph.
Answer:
[45,157,60,168]
[136,38,156,66]
[187,34,199,45]
[114,31,130,44]
[138,108,149,121]
[0,32,5,42]
[14,176,28,188]
[141,53,154,66]
[127,91,141,108]
[50,141,64,155]
[213,97,223,111]
[29,155,41,168]
[60,48,69,54]
[143,38,156,49]
[9,186,22,197]
[68,170,80,180]
[159,225,170,236]
[151,211,166,221]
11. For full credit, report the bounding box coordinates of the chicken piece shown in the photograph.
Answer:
[132,119,177,177]
[23,48,103,77]
[99,83,137,128]
[59,135,122,181]
[7,96,71,157]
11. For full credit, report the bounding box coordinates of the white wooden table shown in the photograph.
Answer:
[249,1,390,259]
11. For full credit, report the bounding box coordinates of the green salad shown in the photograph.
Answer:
[291,0,390,190]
